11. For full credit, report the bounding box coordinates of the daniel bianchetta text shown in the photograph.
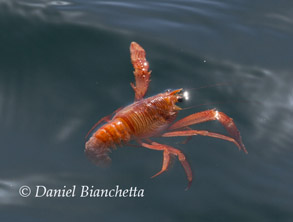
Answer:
[31,185,144,198]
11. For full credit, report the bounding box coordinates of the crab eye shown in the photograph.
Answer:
[165,89,172,93]
[178,97,184,102]
[177,90,189,102]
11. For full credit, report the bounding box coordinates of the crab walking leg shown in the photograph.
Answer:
[168,109,247,153]
[138,141,171,178]
[130,42,151,101]
[162,130,248,154]
[180,127,193,144]
[139,141,193,190]
[151,148,171,179]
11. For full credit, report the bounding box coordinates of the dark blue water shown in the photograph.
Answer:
[1,0,293,221]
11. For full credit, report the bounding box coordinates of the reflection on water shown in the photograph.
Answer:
[0,179,21,206]
[0,175,56,206]
[1,0,293,221]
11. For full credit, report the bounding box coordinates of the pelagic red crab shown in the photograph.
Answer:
[85,42,247,189]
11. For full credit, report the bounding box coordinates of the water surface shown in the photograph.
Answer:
[0,0,293,221]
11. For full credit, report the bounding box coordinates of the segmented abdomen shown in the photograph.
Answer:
[85,118,132,166]
[94,118,132,147]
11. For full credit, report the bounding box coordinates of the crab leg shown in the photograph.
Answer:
[139,141,193,190]
[130,42,151,101]
[151,147,172,179]
[162,130,247,153]
[168,109,247,153]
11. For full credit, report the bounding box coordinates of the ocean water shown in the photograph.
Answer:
[0,0,293,221]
